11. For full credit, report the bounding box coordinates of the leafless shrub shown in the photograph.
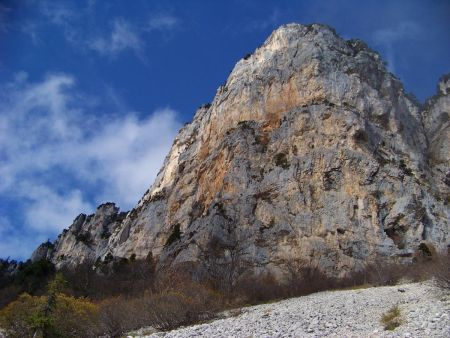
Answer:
[98,296,144,337]
[61,258,155,299]
[98,271,223,336]
[348,260,408,287]
[147,291,199,330]
[235,273,283,303]
[283,259,338,297]
[430,254,450,291]
[150,270,223,329]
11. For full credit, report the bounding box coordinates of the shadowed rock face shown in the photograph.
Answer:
[32,24,449,277]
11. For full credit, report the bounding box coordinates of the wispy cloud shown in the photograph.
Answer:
[222,7,280,36]
[147,13,180,32]
[0,72,182,258]
[0,4,11,34]
[245,9,280,32]
[19,21,41,44]
[372,21,422,73]
[38,0,80,44]
[373,21,422,46]
[89,18,144,59]
[13,2,182,61]
[89,13,181,59]
[40,1,77,26]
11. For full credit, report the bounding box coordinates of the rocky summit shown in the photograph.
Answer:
[32,23,449,278]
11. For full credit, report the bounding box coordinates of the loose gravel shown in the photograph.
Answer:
[140,282,449,338]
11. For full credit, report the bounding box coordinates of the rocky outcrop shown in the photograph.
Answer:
[31,203,127,268]
[30,241,54,262]
[32,23,449,278]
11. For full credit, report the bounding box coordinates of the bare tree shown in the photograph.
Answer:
[204,232,251,295]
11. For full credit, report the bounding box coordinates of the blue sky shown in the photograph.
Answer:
[0,0,449,260]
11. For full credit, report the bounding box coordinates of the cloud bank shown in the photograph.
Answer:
[0,73,182,259]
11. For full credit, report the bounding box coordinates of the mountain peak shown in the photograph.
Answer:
[266,23,338,45]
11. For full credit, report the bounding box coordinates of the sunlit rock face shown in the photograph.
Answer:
[32,24,449,277]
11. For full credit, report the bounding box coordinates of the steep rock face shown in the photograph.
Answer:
[33,24,449,277]
[422,74,450,199]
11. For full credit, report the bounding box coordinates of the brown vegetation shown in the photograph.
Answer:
[0,252,449,337]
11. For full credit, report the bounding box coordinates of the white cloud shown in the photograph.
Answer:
[82,110,180,205]
[0,72,182,256]
[23,186,92,233]
[89,18,144,59]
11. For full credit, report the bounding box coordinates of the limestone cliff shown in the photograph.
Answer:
[32,24,449,277]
